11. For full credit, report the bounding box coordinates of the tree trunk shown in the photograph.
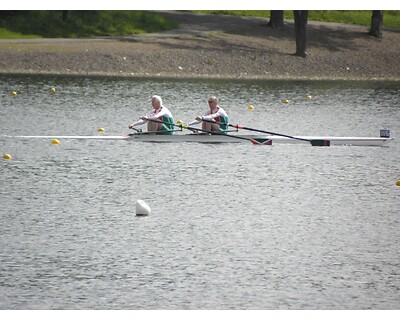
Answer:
[369,10,383,38]
[294,10,308,58]
[267,10,284,28]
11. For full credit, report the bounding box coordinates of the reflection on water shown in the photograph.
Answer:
[1,75,399,309]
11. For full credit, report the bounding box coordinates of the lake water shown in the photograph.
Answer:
[1,75,399,309]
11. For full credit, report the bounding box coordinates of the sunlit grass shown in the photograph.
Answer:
[0,11,179,39]
[0,27,40,39]
[192,10,400,29]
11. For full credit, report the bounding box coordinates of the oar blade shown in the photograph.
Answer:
[310,140,330,147]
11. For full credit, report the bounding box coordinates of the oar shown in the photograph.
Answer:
[144,118,271,145]
[201,119,330,146]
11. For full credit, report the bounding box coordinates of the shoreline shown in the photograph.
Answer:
[1,11,399,81]
[2,71,399,82]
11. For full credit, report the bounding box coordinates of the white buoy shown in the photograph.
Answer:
[136,199,151,216]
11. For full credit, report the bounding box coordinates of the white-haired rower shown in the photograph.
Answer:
[188,96,229,132]
[129,95,175,135]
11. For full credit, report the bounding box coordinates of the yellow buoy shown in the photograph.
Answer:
[247,105,254,110]
[282,99,289,104]
[396,180,400,187]
[176,120,183,125]
[97,127,106,133]
[3,153,12,160]
[307,95,312,100]
[51,139,60,145]
[11,91,17,96]
[50,87,56,93]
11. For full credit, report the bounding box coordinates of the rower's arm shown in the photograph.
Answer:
[188,119,201,126]
[130,118,147,127]
[202,111,220,120]
[189,110,212,126]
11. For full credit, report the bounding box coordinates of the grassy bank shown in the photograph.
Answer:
[194,10,400,29]
[1,10,399,39]
[0,11,178,39]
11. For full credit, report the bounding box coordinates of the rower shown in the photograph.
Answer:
[129,95,175,135]
[188,96,229,132]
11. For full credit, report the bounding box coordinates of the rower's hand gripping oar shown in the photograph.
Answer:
[201,119,330,146]
[145,119,271,145]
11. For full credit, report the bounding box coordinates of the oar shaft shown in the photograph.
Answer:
[231,124,310,142]
[201,119,329,146]
[201,119,308,142]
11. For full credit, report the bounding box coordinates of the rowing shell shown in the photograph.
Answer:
[126,133,393,146]
[8,133,393,146]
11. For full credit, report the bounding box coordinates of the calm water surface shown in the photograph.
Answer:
[1,75,399,309]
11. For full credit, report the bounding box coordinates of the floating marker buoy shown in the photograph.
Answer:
[97,127,105,133]
[51,139,60,145]
[3,153,12,160]
[307,95,312,100]
[282,99,289,104]
[396,180,400,187]
[11,91,17,96]
[176,120,183,125]
[136,199,151,216]
[50,87,56,93]
[247,105,254,110]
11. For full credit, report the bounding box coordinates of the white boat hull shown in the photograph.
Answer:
[9,133,394,146]
[127,133,394,146]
